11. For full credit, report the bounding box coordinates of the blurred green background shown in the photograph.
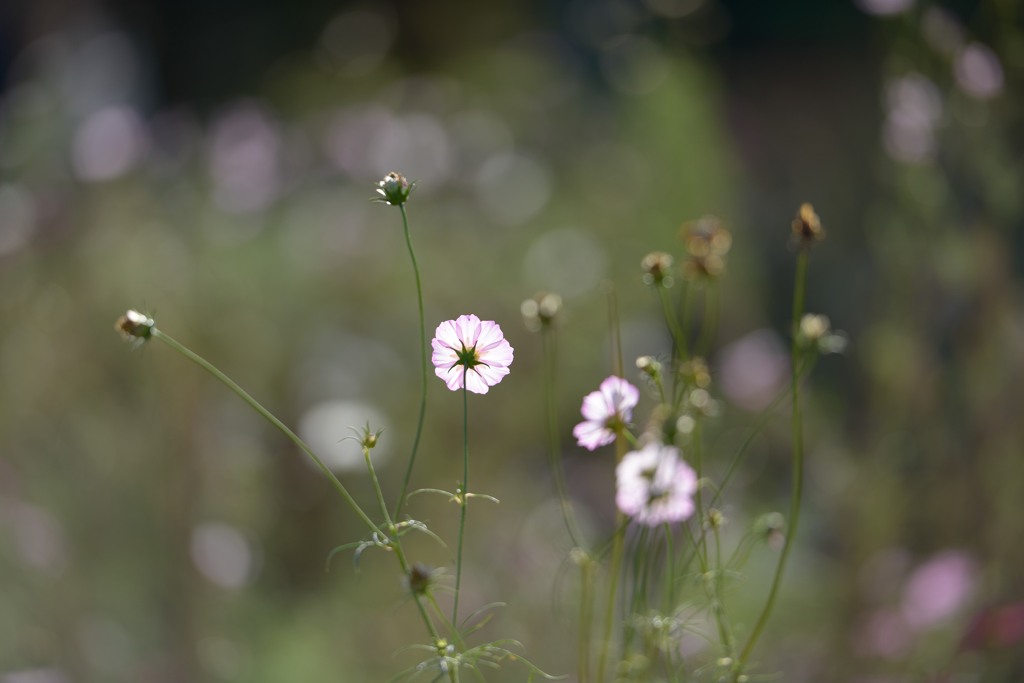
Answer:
[2,0,1024,681]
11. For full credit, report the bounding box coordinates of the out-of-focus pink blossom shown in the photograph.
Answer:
[615,443,697,526]
[431,315,513,394]
[901,550,977,630]
[572,376,639,450]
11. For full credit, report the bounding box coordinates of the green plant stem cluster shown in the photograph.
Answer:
[123,194,825,683]
[532,230,819,683]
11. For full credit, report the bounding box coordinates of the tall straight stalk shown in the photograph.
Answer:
[542,327,583,546]
[394,204,428,519]
[596,288,627,683]
[452,383,469,627]
[735,246,809,674]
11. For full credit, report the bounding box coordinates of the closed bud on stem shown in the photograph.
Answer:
[754,511,786,549]
[679,357,711,389]
[375,172,413,206]
[641,251,674,287]
[521,291,563,332]
[358,422,384,451]
[636,355,662,380]
[797,313,848,354]
[680,215,731,280]
[115,310,155,342]
[404,563,439,597]
[792,202,824,245]
[705,508,727,531]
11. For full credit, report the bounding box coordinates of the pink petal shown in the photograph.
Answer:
[573,420,614,450]
[580,391,612,422]
[474,363,509,387]
[454,314,482,348]
[435,365,465,391]
[464,369,491,394]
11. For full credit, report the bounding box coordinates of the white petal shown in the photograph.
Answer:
[464,368,490,394]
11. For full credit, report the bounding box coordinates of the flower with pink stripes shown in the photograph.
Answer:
[431,315,514,394]
[572,376,639,450]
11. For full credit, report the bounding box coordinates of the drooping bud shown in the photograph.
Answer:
[375,172,413,206]
[115,310,154,342]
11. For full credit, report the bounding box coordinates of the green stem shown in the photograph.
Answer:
[364,446,394,530]
[542,327,584,547]
[151,327,450,680]
[389,540,457,683]
[735,247,809,675]
[452,382,469,627]
[578,555,594,683]
[657,285,688,362]
[596,288,626,683]
[663,523,676,608]
[710,526,736,660]
[394,204,429,519]
[693,420,708,568]
[695,283,719,358]
[151,329,380,536]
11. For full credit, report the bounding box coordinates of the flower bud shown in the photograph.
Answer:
[636,355,662,380]
[521,291,562,332]
[358,422,384,450]
[791,202,824,245]
[797,313,848,354]
[405,563,437,596]
[705,508,727,531]
[687,388,719,417]
[115,310,154,342]
[680,215,731,279]
[754,511,785,549]
[375,172,413,206]
[641,252,674,287]
[678,357,711,389]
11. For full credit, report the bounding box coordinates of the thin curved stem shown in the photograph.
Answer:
[151,328,380,535]
[736,247,809,674]
[151,326,450,680]
[394,204,429,519]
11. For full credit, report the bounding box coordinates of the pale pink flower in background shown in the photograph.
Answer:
[901,550,977,630]
[573,376,639,450]
[431,314,513,394]
[616,443,697,526]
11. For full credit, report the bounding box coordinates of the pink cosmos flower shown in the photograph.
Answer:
[572,376,639,450]
[616,443,697,526]
[431,314,514,394]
